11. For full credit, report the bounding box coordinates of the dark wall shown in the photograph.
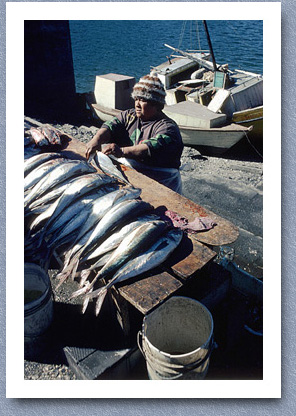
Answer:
[24,20,77,120]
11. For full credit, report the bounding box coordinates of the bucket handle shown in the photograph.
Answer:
[137,331,217,380]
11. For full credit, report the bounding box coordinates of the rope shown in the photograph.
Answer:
[177,21,187,51]
[196,21,202,51]
[243,131,263,159]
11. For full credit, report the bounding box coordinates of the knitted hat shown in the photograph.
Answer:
[131,71,166,105]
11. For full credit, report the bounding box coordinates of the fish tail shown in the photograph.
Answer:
[79,269,91,287]
[81,287,93,314]
[94,287,108,316]
[55,272,70,289]
[56,250,80,284]
[69,282,91,300]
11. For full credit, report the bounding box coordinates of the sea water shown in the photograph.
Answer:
[69,20,263,93]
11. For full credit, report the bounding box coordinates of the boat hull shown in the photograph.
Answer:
[179,124,252,155]
[92,103,121,123]
[232,106,263,140]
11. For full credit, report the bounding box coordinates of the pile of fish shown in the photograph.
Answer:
[24,148,183,316]
[25,124,63,147]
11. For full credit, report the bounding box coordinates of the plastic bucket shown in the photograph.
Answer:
[24,263,53,358]
[138,296,214,380]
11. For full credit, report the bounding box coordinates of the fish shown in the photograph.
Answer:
[81,213,158,263]
[56,188,143,275]
[78,214,159,282]
[91,151,130,185]
[28,172,117,234]
[56,199,152,285]
[52,188,133,271]
[24,152,65,177]
[39,125,62,145]
[84,227,183,316]
[78,251,115,288]
[24,157,66,191]
[43,185,120,251]
[75,198,151,260]
[109,155,135,169]
[71,186,142,246]
[70,220,168,314]
[28,127,49,147]
[24,160,96,208]
[44,184,119,238]
[28,176,116,213]
[47,203,94,251]
[27,181,70,211]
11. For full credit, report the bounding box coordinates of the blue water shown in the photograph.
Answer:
[69,20,263,93]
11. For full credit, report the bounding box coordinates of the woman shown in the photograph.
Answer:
[86,71,184,194]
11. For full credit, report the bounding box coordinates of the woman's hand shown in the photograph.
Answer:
[85,127,112,160]
[85,138,100,160]
[101,143,124,158]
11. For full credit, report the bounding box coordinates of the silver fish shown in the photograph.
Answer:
[111,227,183,282]
[29,190,103,248]
[78,251,115,288]
[91,151,130,185]
[72,186,142,246]
[24,160,96,208]
[82,214,159,263]
[28,179,117,214]
[45,184,118,238]
[29,172,117,234]
[55,188,141,275]
[75,198,151,260]
[57,199,152,284]
[24,152,64,177]
[78,214,160,286]
[27,181,70,210]
[47,204,94,250]
[71,220,167,313]
[85,227,183,316]
[24,157,66,191]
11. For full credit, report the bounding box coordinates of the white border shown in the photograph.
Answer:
[6,2,281,399]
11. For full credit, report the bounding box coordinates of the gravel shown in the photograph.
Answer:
[24,361,77,380]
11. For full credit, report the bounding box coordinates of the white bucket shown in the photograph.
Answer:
[24,263,53,339]
[138,296,214,380]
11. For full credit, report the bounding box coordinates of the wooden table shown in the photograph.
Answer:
[56,131,239,335]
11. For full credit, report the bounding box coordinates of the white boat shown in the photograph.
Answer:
[90,21,262,155]
[163,100,252,155]
[153,21,263,152]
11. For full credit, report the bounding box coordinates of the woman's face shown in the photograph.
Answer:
[134,98,158,121]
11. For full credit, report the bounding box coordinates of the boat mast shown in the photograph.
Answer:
[202,20,218,72]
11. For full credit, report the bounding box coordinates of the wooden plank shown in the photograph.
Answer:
[56,131,239,246]
[166,234,217,280]
[123,167,239,246]
[118,272,183,315]
[60,135,87,161]
[111,234,216,315]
